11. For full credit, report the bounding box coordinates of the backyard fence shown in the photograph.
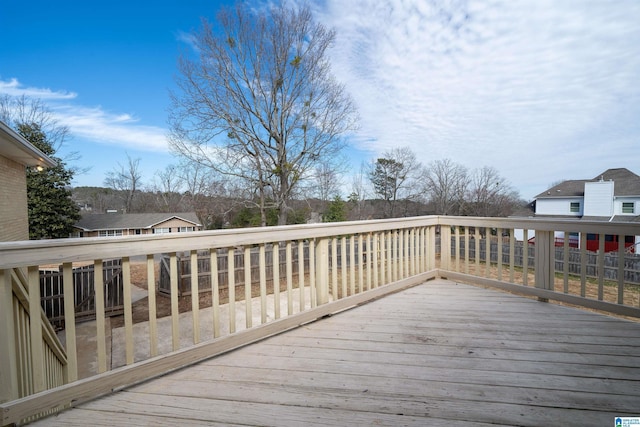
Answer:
[39,259,124,329]
[453,238,640,284]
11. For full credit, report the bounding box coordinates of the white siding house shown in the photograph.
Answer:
[583,181,614,217]
[519,168,640,252]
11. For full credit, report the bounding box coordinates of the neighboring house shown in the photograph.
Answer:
[73,212,203,237]
[532,168,640,252]
[0,120,56,241]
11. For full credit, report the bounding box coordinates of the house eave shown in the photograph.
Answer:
[0,120,57,168]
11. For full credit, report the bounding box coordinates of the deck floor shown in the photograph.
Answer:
[32,279,640,426]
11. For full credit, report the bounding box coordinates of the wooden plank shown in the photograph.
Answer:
[181,354,640,396]
[61,391,498,427]
[243,342,640,381]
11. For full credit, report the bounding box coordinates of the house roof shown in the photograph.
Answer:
[75,212,202,231]
[534,168,640,199]
[0,120,57,168]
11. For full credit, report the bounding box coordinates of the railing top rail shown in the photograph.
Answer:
[438,215,640,234]
[2,215,638,269]
[0,216,439,269]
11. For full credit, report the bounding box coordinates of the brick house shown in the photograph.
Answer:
[73,212,203,237]
[0,120,56,241]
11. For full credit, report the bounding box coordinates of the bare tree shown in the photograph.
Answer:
[150,164,187,212]
[422,159,469,215]
[368,147,421,218]
[466,166,520,217]
[104,154,143,213]
[0,95,69,152]
[312,160,343,201]
[169,2,358,226]
[176,159,236,228]
[348,162,371,220]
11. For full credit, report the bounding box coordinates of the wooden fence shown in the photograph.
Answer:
[453,238,640,284]
[39,259,124,329]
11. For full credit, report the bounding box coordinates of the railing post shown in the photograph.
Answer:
[0,269,18,403]
[534,230,554,301]
[316,237,329,305]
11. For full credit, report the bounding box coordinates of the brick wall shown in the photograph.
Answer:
[0,155,29,241]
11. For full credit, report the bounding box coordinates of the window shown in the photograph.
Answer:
[622,202,635,214]
[177,227,195,232]
[570,202,580,213]
[153,227,170,234]
[98,230,123,237]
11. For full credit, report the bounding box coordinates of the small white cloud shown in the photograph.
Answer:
[0,77,77,100]
[52,105,168,152]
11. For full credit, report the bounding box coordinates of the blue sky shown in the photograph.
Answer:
[2,0,639,200]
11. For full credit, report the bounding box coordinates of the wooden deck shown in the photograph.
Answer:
[31,279,640,426]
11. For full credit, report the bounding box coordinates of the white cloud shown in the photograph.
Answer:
[0,77,77,100]
[52,105,168,152]
[0,78,168,152]
[312,0,640,198]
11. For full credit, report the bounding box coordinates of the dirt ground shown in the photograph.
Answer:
[110,262,293,328]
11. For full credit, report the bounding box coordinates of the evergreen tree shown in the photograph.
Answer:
[323,195,346,223]
[19,123,80,239]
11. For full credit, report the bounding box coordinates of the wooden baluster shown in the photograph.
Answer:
[272,243,281,319]
[61,263,77,383]
[122,257,134,364]
[210,249,220,338]
[260,244,267,324]
[94,260,107,373]
[190,251,200,343]
[227,248,236,334]
[299,240,306,310]
[147,255,158,355]
[286,241,293,315]
[244,247,252,329]
[169,253,180,351]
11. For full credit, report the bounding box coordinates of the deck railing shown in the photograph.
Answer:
[1,215,639,426]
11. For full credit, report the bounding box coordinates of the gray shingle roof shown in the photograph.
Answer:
[75,212,202,231]
[534,168,640,198]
